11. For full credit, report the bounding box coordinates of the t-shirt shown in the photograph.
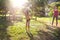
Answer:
[54,9,58,17]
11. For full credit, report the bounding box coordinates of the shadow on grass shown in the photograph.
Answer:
[26,32,34,40]
[27,28,60,40]
[0,16,13,40]
[38,20,60,40]
[27,20,60,40]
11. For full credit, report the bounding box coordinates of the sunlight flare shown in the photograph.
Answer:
[10,0,28,8]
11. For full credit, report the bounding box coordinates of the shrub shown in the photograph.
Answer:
[48,11,53,17]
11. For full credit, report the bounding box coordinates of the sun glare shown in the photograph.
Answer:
[10,0,28,8]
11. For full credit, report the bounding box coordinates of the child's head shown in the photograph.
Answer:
[54,5,58,9]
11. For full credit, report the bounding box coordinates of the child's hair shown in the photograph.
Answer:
[55,4,58,7]
[54,5,58,9]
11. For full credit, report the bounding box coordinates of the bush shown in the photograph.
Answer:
[48,11,53,17]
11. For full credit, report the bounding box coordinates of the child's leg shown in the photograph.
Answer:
[26,20,30,32]
[52,16,55,26]
[56,16,58,26]
[26,20,28,31]
[27,20,30,31]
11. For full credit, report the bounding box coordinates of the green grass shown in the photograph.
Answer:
[0,17,60,40]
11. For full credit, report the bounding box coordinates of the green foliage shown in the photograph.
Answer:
[48,11,53,17]
[0,17,60,40]
[28,0,48,17]
[48,2,60,17]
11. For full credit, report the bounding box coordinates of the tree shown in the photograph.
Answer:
[28,0,48,20]
[0,0,9,20]
[56,0,60,2]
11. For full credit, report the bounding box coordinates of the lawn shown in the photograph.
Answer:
[0,17,60,40]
